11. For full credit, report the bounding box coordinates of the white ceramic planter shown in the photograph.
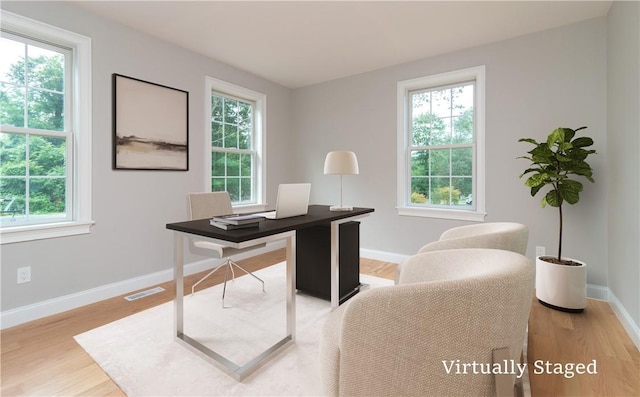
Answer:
[535,256,586,312]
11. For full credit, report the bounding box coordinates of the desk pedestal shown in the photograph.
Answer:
[296,221,360,304]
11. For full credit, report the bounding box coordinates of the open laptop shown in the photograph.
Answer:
[259,183,311,219]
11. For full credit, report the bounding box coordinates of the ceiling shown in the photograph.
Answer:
[70,1,612,88]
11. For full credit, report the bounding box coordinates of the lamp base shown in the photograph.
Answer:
[329,205,353,212]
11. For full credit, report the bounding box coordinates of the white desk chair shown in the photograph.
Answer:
[187,192,266,308]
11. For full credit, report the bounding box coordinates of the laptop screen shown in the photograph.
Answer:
[270,183,311,219]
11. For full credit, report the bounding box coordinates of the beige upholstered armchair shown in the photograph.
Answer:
[321,248,534,397]
[418,222,528,254]
[396,222,528,283]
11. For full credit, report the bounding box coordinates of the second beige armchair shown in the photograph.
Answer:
[418,222,529,255]
[396,222,528,283]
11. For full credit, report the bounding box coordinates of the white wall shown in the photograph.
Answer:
[607,1,640,329]
[293,18,609,287]
[3,2,637,341]
[0,1,294,313]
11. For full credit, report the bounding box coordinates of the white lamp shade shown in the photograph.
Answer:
[324,151,359,175]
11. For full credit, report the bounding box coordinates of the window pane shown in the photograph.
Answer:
[240,153,252,177]
[430,149,450,176]
[238,101,251,126]
[0,37,25,83]
[27,45,64,92]
[452,109,473,144]
[411,150,429,176]
[0,177,25,222]
[211,151,225,177]
[29,135,66,176]
[240,177,252,202]
[223,98,239,124]
[0,83,25,128]
[431,89,451,118]
[30,177,65,215]
[223,123,238,148]
[25,45,65,131]
[410,177,429,204]
[211,177,225,192]
[238,125,251,150]
[453,177,473,205]
[451,147,472,176]
[411,92,429,115]
[211,121,223,148]
[412,113,448,146]
[0,133,26,175]
[226,153,240,177]
[430,178,454,205]
[211,95,223,122]
[226,178,240,202]
[451,84,473,116]
[27,89,64,130]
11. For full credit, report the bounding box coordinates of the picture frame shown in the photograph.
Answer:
[112,74,189,171]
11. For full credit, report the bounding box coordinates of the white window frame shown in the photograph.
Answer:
[205,77,266,212]
[0,11,93,244]
[396,66,486,221]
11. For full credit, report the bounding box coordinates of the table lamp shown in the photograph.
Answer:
[324,151,359,211]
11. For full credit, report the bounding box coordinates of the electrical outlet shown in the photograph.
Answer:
[17,266,31,284]
[535,246,545,258]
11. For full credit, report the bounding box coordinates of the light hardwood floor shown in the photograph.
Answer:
[2,250,639,396]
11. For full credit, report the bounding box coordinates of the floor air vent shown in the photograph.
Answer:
[125,287,165,301]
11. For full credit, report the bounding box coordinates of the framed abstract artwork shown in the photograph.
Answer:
[113,74,189,170]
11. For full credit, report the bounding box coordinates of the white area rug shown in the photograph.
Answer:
[74,263,393,396]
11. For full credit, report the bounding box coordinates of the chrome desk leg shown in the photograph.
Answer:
[286,232,296,339]
[174,233,185,337]
[174,230,296,381]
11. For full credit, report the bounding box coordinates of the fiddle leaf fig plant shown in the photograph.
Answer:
[518,126,596,264]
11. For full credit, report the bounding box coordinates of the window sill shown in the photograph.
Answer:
[397,206,486,222]
[0,220,95,244]
[233,204,268,214]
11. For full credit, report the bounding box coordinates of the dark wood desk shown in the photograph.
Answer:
[166,205,373,380]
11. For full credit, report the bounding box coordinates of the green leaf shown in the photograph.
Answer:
[571,136,593,148]
[530,183,545,197]
[518,138,539,145]
[570,162,594,178]
[545,190,561,207]
[548,128,565,147]
[558,180,583,204]
[519,167,542,178]
[561,128,576,142]
[525,173,548,188]
[558,142,573,151]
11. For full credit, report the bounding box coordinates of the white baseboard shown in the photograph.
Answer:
[587,283,609,301]
[360,248,409,264]
[607,289,640,351]
[0,242,284,330]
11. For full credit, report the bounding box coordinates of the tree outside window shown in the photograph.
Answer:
[409,83,474,208]
[397,65,485,221]
[210,93,256,204]
[0,35,69,224]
